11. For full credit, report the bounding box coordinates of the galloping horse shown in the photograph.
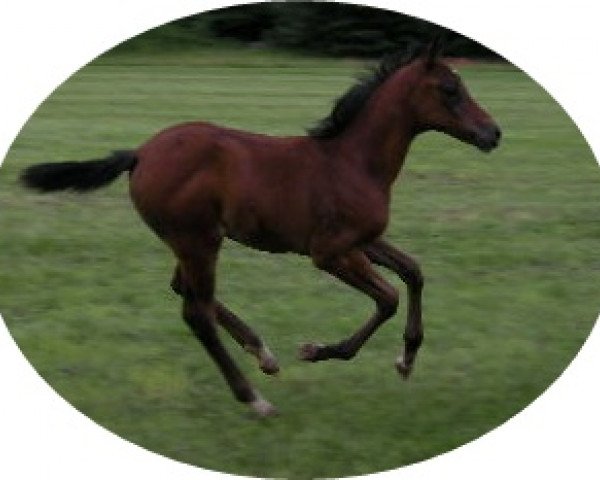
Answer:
[21,40,501,416]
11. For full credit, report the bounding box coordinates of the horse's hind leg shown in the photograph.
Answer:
[216,303,279,375]
[172,266,279,375]
[175,237,276,417]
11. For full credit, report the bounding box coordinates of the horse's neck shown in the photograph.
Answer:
[338,74,418,189]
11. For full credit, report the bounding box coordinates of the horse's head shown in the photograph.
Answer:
[408,39,501,152]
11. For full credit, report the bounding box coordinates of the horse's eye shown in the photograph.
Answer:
[439,82,462,109]
[440,82,459,97]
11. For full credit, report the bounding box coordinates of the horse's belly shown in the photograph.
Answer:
[223,206,308,255]
[226,229,293,254]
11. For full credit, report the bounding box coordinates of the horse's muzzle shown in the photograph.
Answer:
[475,124,502,152]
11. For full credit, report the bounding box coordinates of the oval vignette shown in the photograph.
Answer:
[1,2,599,479]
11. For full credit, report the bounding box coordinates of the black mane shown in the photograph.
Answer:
[308,44,424,139]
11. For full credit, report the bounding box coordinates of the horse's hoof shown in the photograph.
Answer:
[244,345,279,375]
[298,342,323,362]
[259,355,280,375]
[395,358,413,380]
[249,396,278,417]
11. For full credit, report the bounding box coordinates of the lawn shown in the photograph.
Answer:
[1,46,599,478]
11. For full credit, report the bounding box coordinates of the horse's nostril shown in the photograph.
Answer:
[494,126,502,141]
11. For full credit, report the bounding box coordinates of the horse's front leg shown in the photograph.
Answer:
[363,238,424,379]
[299,249,399,362]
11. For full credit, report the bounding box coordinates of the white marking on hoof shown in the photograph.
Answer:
[245,345,279,375]
[258,347,279,375]
[395,355,412,380]
[250,393,277,417]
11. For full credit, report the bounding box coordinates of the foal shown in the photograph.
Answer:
[22,42,501,416]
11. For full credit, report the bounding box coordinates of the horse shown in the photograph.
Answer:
[21,39,501,417]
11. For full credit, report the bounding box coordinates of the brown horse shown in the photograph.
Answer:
[21,40,501,416]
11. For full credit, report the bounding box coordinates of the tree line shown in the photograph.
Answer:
[127,2,499,59]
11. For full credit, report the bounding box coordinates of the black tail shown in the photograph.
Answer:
[20,150,137,193]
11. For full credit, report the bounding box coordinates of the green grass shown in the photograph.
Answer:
[1,46,599,478]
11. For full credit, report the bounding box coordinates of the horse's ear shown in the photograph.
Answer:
[424,34,444,69]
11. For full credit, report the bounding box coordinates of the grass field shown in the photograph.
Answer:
[1,46,599,478]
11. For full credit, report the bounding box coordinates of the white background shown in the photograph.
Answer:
[1,1,599,479]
